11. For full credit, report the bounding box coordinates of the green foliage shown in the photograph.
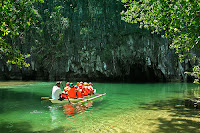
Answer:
[31,4,69,71]
[0,0,42,68]
[121,0,200,83]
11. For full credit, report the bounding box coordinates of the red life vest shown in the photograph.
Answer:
[87,86,91,95]
[88,86,94,94]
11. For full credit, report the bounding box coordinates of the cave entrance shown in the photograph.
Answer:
[123,64,166,83]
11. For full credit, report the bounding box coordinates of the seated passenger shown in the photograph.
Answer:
[83,82,89,96]
[77,84,84,99]
[64,82,70,92]
[79,82,83,86]
[67,83,77,98]
[88,82,94,94]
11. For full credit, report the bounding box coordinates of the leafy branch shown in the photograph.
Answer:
[121,0,200,83]
[0,0,44,68]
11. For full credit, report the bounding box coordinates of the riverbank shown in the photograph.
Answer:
[0,81,37,87]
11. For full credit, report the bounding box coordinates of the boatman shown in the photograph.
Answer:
[52,81,63,100]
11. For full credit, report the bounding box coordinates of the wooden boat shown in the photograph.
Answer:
[48,93,106,104]
[41,89,97,100]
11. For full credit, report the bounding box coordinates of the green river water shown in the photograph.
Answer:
[0,82,200,133]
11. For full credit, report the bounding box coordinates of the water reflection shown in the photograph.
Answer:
[49,101,94,123]
[183,86,200,98]
[63,101,93,117]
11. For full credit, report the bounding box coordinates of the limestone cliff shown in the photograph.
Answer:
[0,0,192,82]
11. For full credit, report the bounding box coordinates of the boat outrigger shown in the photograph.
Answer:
[41,92,106,104]
[49,93,106,104]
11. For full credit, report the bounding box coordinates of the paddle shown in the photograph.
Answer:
[41,96,51,100]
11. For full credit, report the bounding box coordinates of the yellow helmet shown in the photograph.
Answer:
[84,82,89,86]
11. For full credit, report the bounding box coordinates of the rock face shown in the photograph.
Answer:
[0,0,192,82]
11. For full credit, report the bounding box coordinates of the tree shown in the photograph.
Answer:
[121,0,200,83]
[0,0,43,68]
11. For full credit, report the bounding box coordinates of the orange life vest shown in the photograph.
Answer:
[83,86,88,96]
[77,88,83,98]
[68,87,77,98]
[60,93,68,99]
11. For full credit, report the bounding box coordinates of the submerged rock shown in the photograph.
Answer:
[185,97,200,109]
